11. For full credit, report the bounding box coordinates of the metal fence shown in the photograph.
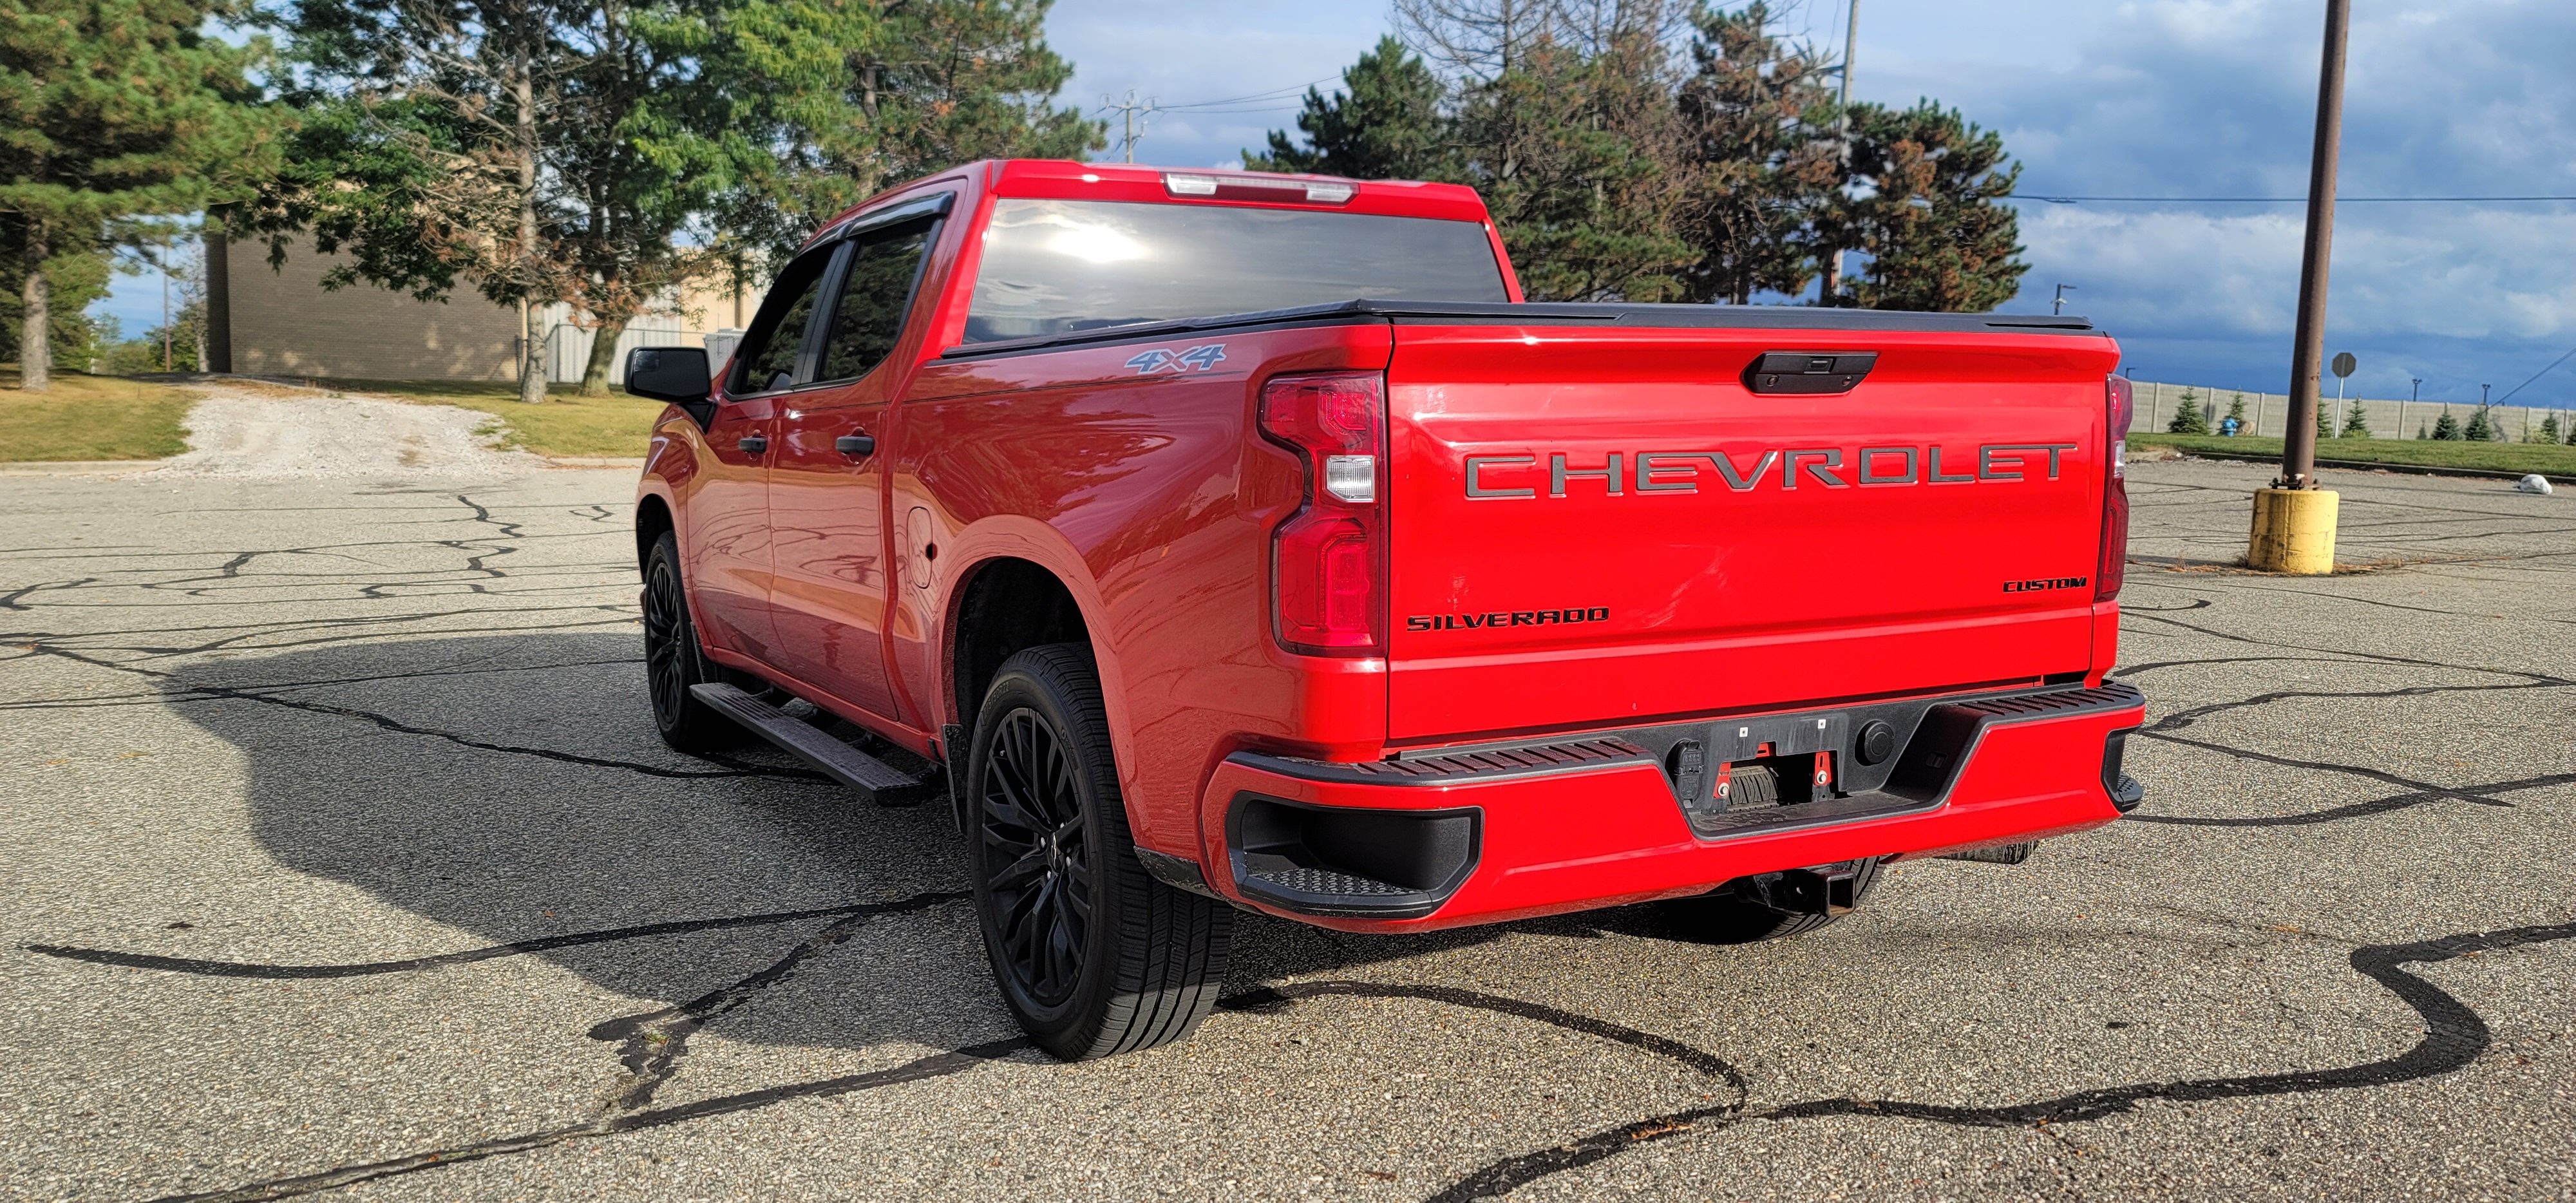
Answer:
[2132,380,2573,443]
[539,312,712,386]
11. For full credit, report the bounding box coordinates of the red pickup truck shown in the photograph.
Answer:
[625,158,2146,1061]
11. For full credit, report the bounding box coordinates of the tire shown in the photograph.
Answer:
[1656,857,1886,944]
[965,643,1233,1060]
[641,531,746,753]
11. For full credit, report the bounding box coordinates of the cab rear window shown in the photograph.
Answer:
[963,198,1508,344]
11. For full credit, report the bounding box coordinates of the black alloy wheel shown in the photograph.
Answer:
[978,707,1092,1005]
[966,643,1232,1060]
[641,531,743,752]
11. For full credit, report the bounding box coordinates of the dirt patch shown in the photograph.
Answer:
[142,383,547,479]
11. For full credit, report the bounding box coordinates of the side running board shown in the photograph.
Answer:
[689,682,925,806]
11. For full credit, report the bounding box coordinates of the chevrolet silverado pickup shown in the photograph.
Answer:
[623,158,2146,1061]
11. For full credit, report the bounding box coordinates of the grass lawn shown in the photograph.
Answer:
[2135,432,2576,478]
[0,368,196,462]
[327,379,668,459]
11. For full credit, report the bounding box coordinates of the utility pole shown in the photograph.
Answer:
[159,242,171,372]
[1839,0,1859,109]
[2401,377,2420,439]
[1822,0,1859,305]
[1101,91,1161,164]
[2052,283,2076,316]
[2251,0,2350,574]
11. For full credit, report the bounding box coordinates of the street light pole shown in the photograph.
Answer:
[2251,0,2351,574]
[2053,284,2076,316]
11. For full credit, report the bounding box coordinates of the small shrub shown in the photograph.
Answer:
[2167,388,2210,434]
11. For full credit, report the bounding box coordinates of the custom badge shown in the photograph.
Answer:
[1126,343,1227,375]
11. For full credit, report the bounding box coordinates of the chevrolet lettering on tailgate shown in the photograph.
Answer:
[1463,443,2082,498]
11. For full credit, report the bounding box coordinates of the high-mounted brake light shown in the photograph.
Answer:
[1261,372,1385,654]
[1163,172,1357,205]
[2096,374,2133,602]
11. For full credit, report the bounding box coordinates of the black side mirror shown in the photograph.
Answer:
[625,346,712,404]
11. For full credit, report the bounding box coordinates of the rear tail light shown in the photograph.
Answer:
[1261,372,1385,654]
[2096,374,2133,602]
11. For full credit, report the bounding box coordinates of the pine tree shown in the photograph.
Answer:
[2342,397,2370,438]
[1247,37,1455,181]
[1456,30,1697,301]
[1832,100,2028,312]
[0,219,109,373]
[2167,388,2209,434]
[2224,392,2248,433]
[2432,406,2461,440]
[2463,404,2493,442]
[2542,413,2562,444]
[1,0,279,390]
[703,0,1098,264]
[1670,2,1839,304]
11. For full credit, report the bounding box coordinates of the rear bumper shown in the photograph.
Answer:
[1193,682,2145,931]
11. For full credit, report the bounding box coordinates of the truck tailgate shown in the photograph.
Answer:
[1385,323,2120,743]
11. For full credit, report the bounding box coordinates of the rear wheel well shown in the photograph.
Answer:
[635,495,674,567]
[952,558,1090,725]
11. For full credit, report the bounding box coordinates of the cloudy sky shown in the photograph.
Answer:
[99,1,2571,408]
[1044,0,2575,407]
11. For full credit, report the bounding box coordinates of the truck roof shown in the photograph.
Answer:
[806,158,1497,252]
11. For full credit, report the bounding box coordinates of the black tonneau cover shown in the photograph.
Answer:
[940,298,2103,361]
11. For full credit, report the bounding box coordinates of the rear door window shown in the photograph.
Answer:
[963,199,1509,343]
[814,220,936,384]
[731,250,835,394]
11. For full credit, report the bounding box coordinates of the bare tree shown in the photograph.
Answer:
[1392,0,1563,81]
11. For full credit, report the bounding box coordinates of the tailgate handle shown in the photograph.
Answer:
[1745,350,1878,395]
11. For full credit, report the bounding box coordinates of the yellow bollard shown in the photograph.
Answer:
[2248,488,2340,574]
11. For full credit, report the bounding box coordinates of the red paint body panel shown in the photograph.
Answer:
[639,158,2143,935]
[1384,327,2120,742]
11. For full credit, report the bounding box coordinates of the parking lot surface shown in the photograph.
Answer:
[3,456,2571,1202]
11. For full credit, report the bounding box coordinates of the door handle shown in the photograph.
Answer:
[835,432,876,457]
[738,435,768,456]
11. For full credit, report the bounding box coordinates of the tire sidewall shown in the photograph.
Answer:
[965,651,1124,1045]
[643,533,700,741]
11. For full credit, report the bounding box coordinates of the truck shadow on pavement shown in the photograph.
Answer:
[17,630,2576,1202]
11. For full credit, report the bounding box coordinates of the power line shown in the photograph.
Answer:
[2493,344,2576,406]
[1159,75,1341,111]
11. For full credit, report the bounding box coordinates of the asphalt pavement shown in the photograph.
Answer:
[2,456,2570,1202]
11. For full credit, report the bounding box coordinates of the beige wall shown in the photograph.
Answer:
[226,236,522,381]
[225,236,758,383]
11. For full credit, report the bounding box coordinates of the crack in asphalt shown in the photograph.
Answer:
[20,643,823,783]
[2116,676,2574,826]
[124,893,1019,1203]
[11,464,2571,1201]
[1412,918,2576,1201]
[23,899,961,978]
[46,905,2572,1203]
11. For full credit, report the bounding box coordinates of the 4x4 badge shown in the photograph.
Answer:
[1126,343,1227,375]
